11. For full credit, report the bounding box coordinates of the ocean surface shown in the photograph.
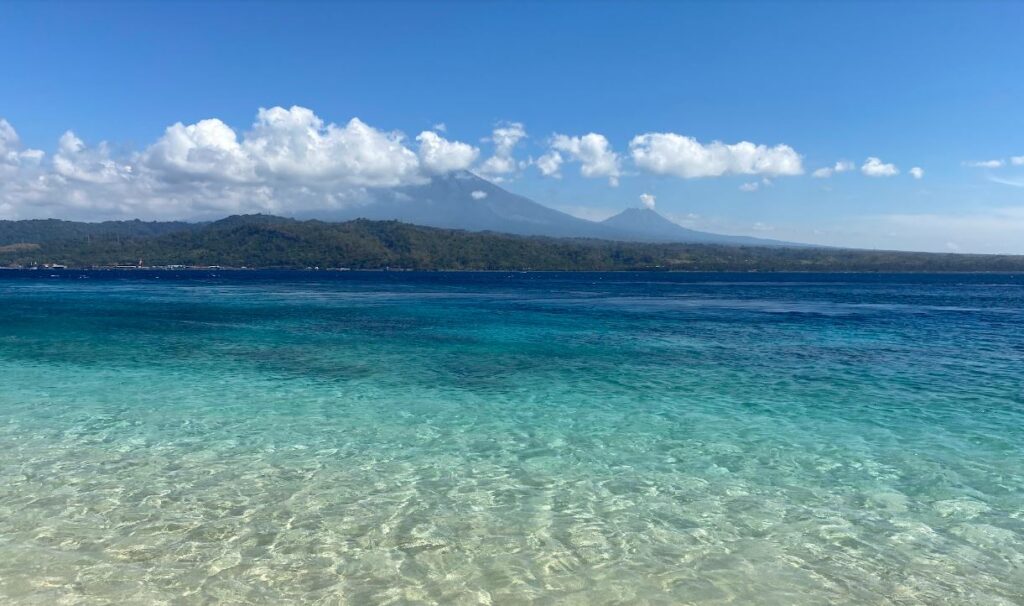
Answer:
[0,270,1022,605]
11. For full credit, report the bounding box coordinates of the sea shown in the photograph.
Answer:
[0,270,1021,604]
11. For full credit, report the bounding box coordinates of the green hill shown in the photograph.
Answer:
[0,218,198,245]
[2,215,1023,272]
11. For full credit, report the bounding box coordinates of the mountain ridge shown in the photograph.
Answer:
[2,172,804,248]
[309,171,803,245]
[2,214,1023,272]
[600,207,795,246]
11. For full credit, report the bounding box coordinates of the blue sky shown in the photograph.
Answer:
[1,1,1023,252]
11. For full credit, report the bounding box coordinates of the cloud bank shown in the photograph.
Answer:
[0,107,484,220]
[629,133,803,178]
[2,108,936,223]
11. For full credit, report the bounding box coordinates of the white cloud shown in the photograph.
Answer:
[812,160,854,178]
[470,190,487,200]
[142,109,436,188]
[0,119,44,176]
[0,119,19,153]
[549,133,621,186]
[639,193,655,209]
[861,157,899,177]
[963,159,1005,168]
[535,151,563,177]
[739,181,760,192]
[53,132,133,184]
[415,130,479,174]
[1011,156,1024,166]
[243,106,421,187]
[432,122,447,133]
[490,122,526,155]
[477,122,526,181]
[0,108,488,220]
[142,119,255,182]
[909,166,924,179]
[477,155,516,178]
[629,132,803,178]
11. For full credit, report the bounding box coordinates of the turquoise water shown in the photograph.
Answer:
[0,271,1022,604]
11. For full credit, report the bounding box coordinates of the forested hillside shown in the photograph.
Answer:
[2,215,1023,272]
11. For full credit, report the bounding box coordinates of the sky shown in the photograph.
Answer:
[1,1,1023,253]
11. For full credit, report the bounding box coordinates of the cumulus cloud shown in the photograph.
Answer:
[909,166,924,179]
[1011,156,1024,166]
[415,130,479,174]
[470,190,487,200]
[0,119,44,176]
[739,181,760,192]
[629,132,803,178]
[963,159,1005,168]
[861,157,899,177]
[142,119,254,182]
[490,122,526,154]
[548,133,621,186]
[53,132,133,184]
[535,151,563,177]
[477,122,526,180]
[243,106,421,187]
[0,119,19,153]
[0,107,485,220]
[639,193,655,209]
[812,160,854,178]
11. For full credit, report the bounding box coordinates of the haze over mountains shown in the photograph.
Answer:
[307,171,796,246]
[0,169,800,249]
[4,173,1023,272]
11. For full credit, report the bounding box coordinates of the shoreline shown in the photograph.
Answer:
[1,266,1022,275]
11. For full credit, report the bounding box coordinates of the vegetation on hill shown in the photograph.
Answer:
[0,218,200,245]
[1,215,1023,272]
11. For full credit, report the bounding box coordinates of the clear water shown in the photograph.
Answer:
[0,271,1022,605]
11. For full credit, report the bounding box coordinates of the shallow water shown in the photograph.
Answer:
[0,271,1022,604]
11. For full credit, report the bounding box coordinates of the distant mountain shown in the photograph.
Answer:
[311,171,803,246]
[600,207,795,246]
[1,173,803,249]
[312,171,620,239]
